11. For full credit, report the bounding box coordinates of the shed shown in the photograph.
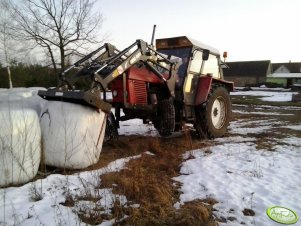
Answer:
[267,62,301,88]
[222,60,272,87]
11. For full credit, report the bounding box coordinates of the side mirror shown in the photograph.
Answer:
[202,49,210,61]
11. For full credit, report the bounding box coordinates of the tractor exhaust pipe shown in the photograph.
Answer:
[150,24,156,47]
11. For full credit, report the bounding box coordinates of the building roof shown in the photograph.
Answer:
[272,62,301,73]
[223,60,271,77]
[267,73,301,78]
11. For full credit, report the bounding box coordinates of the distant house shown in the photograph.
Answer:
[223,60,272,87]
[267,62,301,88]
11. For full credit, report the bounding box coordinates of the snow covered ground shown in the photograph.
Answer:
[0,154,142,226]
[230,90,298,102]
[174,137,301,225]
[0,88,300,225]
[174,90,301,225]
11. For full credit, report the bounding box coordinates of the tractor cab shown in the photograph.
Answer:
[156,36,226,104]
[156,36,223,83]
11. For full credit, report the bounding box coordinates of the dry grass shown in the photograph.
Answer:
[94,135,216,226]
[167,200,218,226]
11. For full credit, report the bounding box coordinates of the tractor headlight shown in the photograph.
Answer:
[112,90,118,97]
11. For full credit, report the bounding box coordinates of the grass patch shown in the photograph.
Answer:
[95,136,217,226]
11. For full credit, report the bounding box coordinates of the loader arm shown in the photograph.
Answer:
[38,39,177,111]
[93,39,176,90]
[58,43,119,89]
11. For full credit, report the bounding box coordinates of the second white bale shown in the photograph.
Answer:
[40,101,107,169]
[0,109,41,186]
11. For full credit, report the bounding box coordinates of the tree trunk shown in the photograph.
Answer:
[60,47,65,73]
[7,66,13,88]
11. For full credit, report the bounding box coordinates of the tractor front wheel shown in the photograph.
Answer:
[154,99,175,137]
[195,87,232,139]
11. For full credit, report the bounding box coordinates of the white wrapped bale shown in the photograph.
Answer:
[0,109,41,187]
[0,87,47,115]
[40,101,107,169]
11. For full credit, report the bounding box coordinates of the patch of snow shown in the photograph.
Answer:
[279,136,301,147]
[234,87,290,92]
[262,105,301,110]
[215,136,257,143]
[0,154,141,226]
[174,141,301,226]
[232,109,294,116]
[233,104,301,110]
[231,90,297,102]
[118,119,159,137]
[229,120,277,135]
[230,126,273,135]
[282,124,301,131]
[230,91,281,96]
[260,92,294,102]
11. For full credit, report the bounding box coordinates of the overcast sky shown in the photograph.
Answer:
[98,0,301,63]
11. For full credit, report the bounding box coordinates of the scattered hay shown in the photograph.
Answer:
[97,136,216,225]
[242,208,255,216]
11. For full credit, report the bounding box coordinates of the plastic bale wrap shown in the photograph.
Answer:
[40,101,107,169]
[0,109,41,187]
[0,87,47,116]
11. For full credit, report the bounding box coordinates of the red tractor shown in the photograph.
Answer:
[39,34,233,139]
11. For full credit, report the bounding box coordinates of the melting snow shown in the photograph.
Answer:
[0,155,141,226]
[174,141,301,225]
[231,90,297,102]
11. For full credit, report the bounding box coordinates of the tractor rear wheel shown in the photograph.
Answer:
[154,99,175,137]
[195,86,231,139]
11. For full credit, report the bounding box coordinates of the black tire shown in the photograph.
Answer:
[195,87,232,139]
[104,111,118,142]
[154,99,175,137]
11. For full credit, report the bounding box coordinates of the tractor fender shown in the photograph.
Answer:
[195,76,234,105]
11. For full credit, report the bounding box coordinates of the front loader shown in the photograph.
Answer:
[39,34,234,140]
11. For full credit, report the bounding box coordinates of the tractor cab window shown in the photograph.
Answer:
[202,54,220,78]
[189,51,203,74]
[157,47,191,61]
[157,48,191,86]
[158,48,191,68]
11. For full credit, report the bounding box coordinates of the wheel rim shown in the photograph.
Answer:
[211,97,226,129]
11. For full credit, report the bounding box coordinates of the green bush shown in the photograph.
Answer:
[0,62,58,88]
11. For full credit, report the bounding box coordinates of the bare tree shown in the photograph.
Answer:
[6,0,104,73]
[0,0,13,88]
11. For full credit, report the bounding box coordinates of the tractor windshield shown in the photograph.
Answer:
[157,47,191,60]
[158,48,191,86]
